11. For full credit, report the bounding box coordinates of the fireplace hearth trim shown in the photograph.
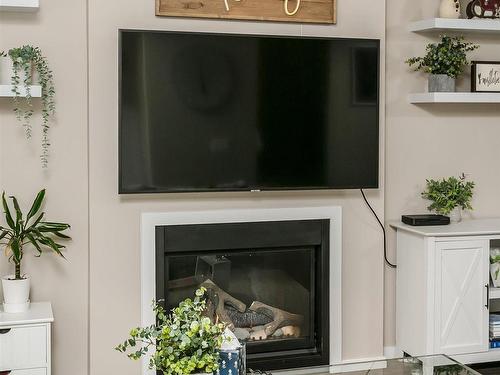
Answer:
[141,206,342,375]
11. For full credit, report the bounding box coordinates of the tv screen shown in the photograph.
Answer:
[119,30,379,193]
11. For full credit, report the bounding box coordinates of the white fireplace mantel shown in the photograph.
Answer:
[140,206,342,374]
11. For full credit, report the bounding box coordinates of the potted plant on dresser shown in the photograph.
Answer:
[406,35,479,92]
[0,189,71,313]
[421,174,475,223]
[116,287,227,375]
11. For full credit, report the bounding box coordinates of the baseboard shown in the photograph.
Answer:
[330,357,387,373]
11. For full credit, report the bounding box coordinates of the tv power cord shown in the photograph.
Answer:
[360,189,397,269]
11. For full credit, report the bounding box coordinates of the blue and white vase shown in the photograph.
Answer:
[217,345,246,375]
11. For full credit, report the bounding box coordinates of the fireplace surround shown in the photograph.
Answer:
[141,207,342,375]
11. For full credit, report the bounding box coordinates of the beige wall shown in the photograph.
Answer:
[0,1,88,375]
[385,0,500,349]
[1,1,387,374]
[89,2,386,373]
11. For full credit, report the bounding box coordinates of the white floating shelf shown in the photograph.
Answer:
[409,18,500,33]
[0,0,39,11]
[491,287,500,300]
[409,92,500,104]
[0,84,42,98]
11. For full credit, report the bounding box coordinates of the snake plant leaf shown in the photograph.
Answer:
[0,230,8,241]
[39,221,71,228]
[37,235,66,259]
[25,233,42,257]
[2,192,15,230]
[53,232,71,239]
[10,195,23,232]
[27,212,44,230]
[26,189,45,223]
[10,238,22,263]
[38,222,70,231]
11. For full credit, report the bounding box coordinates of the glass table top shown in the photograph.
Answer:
[333,355,480,375]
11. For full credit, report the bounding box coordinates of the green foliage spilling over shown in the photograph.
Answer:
[434,364,473,375]
[116,287,226,375]
[406,35,479,79]
[2,45,55,167]
[421,174,475,216]
[0,189,71,280]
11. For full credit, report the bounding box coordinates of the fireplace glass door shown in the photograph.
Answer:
[156,220,330,370]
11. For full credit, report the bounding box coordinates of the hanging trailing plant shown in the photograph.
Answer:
[2,45,55,167]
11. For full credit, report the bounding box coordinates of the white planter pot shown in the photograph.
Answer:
[0,56,36,86]
[0,56,14,84]
[439,0,461,18]
[448,207,462,223]
[1,275,30,313]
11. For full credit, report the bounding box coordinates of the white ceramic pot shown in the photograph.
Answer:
[1,275,30,313]
[0,56,14,84]
[439,0,461,18]
[448,207,462,223]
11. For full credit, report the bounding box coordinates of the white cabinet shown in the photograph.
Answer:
[391,219,500,364]
[0,303,53,374]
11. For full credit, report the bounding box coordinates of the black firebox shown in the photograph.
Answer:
[155,219,330,371]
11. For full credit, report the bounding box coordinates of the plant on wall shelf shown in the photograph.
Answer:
[406,35,478,79]
[116,287,226,375]
[0,189,70,312]
[1,45,55,167]
[406,35,478,92]
[421,174,475,222]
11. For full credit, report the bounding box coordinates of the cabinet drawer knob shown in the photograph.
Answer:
[0,328,11,334]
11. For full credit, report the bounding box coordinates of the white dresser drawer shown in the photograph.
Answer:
[0,325,48,370]
[1,368,47,375]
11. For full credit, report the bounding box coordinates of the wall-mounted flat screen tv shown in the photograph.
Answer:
[119,30,380,193]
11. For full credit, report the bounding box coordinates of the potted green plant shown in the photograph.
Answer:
[491,248,500,288]
[421,174,475,223]
[0,189,70,313]
[406,35,479,92]
[116,287,226,375]
[0,45,55,167]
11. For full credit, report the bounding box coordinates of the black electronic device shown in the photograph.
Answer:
[402,214,450,226]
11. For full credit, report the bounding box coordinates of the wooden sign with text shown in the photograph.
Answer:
[156,0,336,24]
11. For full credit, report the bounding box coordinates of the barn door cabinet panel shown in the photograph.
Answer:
[434,240,489,355]
[391,219,500,363]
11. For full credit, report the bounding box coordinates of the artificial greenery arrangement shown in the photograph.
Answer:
[1,45,55,167]
[421,174,475,216]
[406,35,479,79]
[491,251,500,281]
[116,287,226,375]
[434,364,473,375]
[0,189,71,280]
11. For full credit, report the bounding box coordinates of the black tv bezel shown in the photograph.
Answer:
[118,29,381,194]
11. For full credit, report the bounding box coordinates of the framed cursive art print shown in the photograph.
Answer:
[471,61,500,93]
